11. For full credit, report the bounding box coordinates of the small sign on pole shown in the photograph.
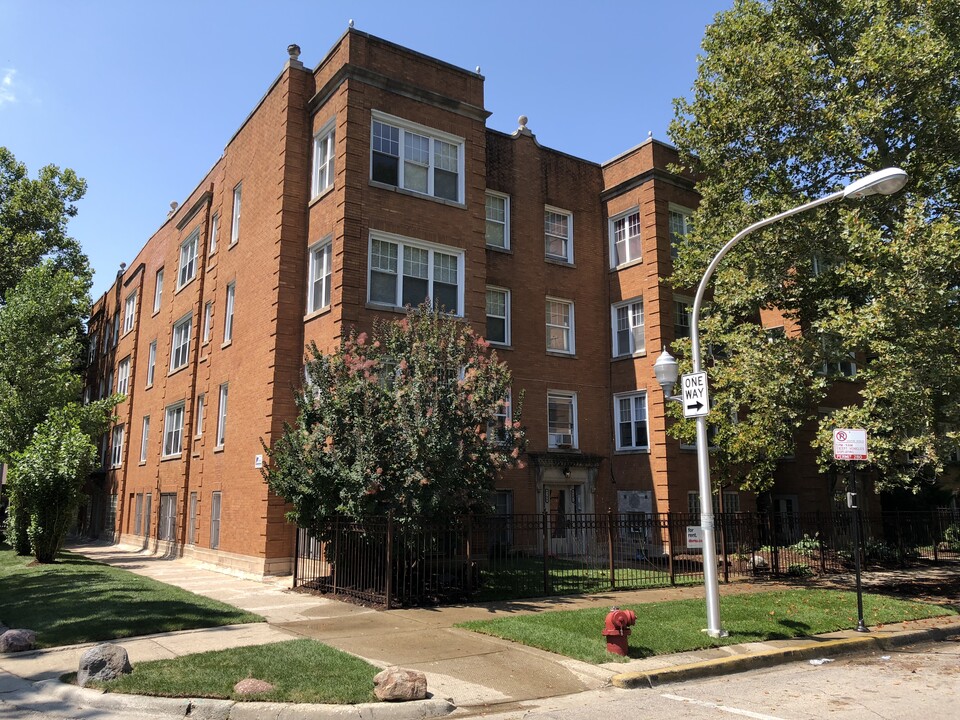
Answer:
[686,525,704,549]
[681,372,710,419]
[833,428,868,461]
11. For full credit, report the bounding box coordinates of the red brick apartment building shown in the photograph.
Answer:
[84,31,829,577]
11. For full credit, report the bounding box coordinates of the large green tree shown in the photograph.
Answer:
[668,0,960,492]
[265,305,525,534]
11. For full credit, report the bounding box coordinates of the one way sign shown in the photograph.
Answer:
[681,371,710,419]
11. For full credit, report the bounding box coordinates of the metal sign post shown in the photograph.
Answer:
[835,428,869,633]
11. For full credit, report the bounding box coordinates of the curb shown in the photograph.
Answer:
[611,624,960,689]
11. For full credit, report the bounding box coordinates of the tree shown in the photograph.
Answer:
[668,0,960,492]
[265,305,525,534]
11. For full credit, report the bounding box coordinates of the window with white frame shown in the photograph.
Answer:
[88,334,98,363]
[545,298,574,354]
[146,340,157,387]
[612,299,645,357]
[486,287,510,346]
[202,301,212,343]
[544,207,573,263]
[308,240,332,313]
[614,392,649,451]
[821,334,857,377]
[610,209,641,267]
[216,383,228,447]
[669,206,693,259]
[312,122,336,196]
[688,491,741,515]
[368,233,463,314]
[140,416,150,463]
[159,492,177,541]
[370,112,463,203]
[110,425,124,468]
[223,282,235,343]
[208,212,219,255]
[674,296,692,339]
[195,393,205,437]
[485,191,510,249]
[188,492,198,544]
[547,391,577,448]
[163,402,185,457]
[107,371,113,395]
[116,357,131,396]
[488,390,512,445]
[170,315,192,370]
[177,229,199,289]
[123,291,137,334]
[153,268,164,313]
[210,491,222,549]
[230,183,242,245]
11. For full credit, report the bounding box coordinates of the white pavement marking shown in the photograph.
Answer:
[661,693,787,720]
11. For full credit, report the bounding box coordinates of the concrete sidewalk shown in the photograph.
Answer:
[1,541,957,719]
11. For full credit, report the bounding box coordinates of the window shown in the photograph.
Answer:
[765,326,786,342]
[163,402,185,457]
[116,357,131,395]
[195,393,205,437]
[230,183,242,245]
[545,298,574,354]
[821,335,857,377]
[107,371,113,395]
[370,112,463,203]
[159,493,177,541]
[153,268,164,313]
[178,229,199,289]
[612,299,645,357]
[123,291,137,334]
[669,207,693,258]
[674,296,692,339]
[488,390,512,445]
[140,416,149,463]
[689,491,741,515]
[208,212,219,255]
[146,340,157,386]
[170,315,192,370]
[188,492,198,544]
[216,383,228,447]
[486,287,510,346]
[88,335,98,362]
[223,283,235,343]
[112,315,119,347]
[110,425,124,468]
[312,122,336,196]
[485,191,510,249]
[368,233,463,314]
[610,209,641,267]
[544,207,573,263]
[134,493,143,535]
[615,392,649,451]
[202,301,212,343]
[547,391,577,449]
[210,491,222,549]
[144,493,152,537]
[308,241,332,313]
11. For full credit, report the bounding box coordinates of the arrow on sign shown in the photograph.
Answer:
[686,401,704,413]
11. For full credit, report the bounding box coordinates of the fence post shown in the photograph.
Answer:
[293,527,301,588]
[668,514,676,586]
[933,510,940,564]
[332,517,339,596]
[542,510,551,595]
[607,508,616,590]
[385,513,394,610]
[465,515,473,594]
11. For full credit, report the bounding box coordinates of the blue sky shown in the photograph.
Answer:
[1,0,731,300]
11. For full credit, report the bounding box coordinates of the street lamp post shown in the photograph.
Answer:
[655,168,908,638]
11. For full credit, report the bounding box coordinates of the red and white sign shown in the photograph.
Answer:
[833,428,868,461]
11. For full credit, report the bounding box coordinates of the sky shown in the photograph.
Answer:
[0,0,732,301]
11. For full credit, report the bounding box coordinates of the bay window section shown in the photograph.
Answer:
[368,234,463,315]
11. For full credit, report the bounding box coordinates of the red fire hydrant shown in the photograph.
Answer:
[602,606,637,656]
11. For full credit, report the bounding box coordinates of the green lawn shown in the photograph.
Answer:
[90,639,379,704]
[458,589,957,664]
[0,545,263,647]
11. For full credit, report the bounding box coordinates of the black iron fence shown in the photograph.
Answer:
[293,510,960,608]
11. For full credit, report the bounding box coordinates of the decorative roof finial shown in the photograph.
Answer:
[518,115,528,131]
[287,44,301,61]
[349,19,355,28]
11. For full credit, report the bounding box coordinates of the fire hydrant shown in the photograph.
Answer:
[602,606,637,656]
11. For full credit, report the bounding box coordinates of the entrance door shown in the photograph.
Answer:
[545,484,583,556]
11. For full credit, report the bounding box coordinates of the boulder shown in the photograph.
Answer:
[77,643,132,687]
[373,667,428,702]
[0,629,36,653]
[233,678,275,695]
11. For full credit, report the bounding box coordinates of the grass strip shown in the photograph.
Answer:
[0,545,262,647]
[91,639,379,704]
[458,588,957,664]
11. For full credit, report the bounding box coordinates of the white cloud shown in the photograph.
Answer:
[0,69,17,106]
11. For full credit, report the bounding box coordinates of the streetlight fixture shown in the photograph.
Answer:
[656,168,908,638]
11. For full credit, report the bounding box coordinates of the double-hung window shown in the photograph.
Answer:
[178,229,199,289]
[112,315,119,347]
[159,493,177,541]
[195,393,205,437]
[821,334,857,377]
[216,383,228,447]
[188,492,198,544]
[615,392,649,451]
[368,233,463,315]
[110,425,124,468]
[312,122,336,196]
[485,191,510,249]
[308,240,332,313]
[202,301,212,343]
[153,268,164,313]
[210,491,222,549]
[88,335,98,363]
[208,213,219,255]
[674,296,692,339]
[123,291,137,334]
[370,112,464,203]
[488,390,512,445]
[547,391,577,449]
[669,206,693,259]
[146,340,157,387]
[140,416,150,463]
[116,357,131,395]
[163,402,185,457]
[611,209,641,267]
[544,207,573,263]
[170,315,192,371]
[223,283,235,344]
[612,299,645,357]
[486,287,510,346]
[230,183,242,245]
[546,298,574,354]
